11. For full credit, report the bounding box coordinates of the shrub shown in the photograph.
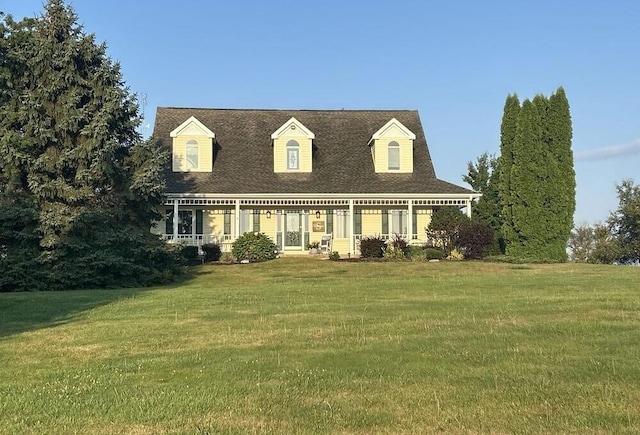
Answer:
[424,248,444,260]
[232,232,277,262]
[359,236,386,258]
[329,251,340,261]
[406,245,426,261]
[180,245,199,261]
[383,246,406,260]
[389,233,409,256]
[201,243,222,262]
[456,221,494,259]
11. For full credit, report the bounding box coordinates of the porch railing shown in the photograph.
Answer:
[162,234,233,252]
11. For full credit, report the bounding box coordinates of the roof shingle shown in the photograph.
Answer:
[152,108,474,195]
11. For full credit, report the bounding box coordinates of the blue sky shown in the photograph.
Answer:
[6,0,640,225]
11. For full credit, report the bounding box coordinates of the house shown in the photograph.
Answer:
[151,108,479,255]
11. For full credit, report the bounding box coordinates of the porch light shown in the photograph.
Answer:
[315,210,321,219]
[266,210,271,219]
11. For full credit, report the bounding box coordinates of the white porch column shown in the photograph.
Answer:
[349,199,354,255]
[407,200,413,242]
[466,198,472,218]
[235,200,241,239]
[172,199,179,241]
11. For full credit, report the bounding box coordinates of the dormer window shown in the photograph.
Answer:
[170,116,215,173]
[271,117,315,173]
[186,140,199,169]
[286,140,300,170]
[369,118,416,173]
[388,141,400,170]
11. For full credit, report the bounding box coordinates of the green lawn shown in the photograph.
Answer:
[1,258,639,434]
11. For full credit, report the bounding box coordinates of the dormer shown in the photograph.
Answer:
[368,118,416,173]
[170,116,215,172]
[271,117,315,173]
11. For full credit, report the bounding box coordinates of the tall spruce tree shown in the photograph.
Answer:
[0,1,179,291]
[498,94,520,252]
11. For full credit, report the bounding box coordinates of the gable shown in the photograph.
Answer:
[170,116,215,138]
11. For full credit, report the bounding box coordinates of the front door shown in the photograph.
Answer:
[284,212,302,248]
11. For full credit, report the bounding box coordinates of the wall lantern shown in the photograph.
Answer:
[315,210,321,219]
[266,210,272,219]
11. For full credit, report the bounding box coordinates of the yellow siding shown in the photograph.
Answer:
[260,213,277,241]
[332,238,350,256]
[172,135,212,172]
[273,137,312,173]
[361,211,381,237]
[415,209,433,243]
[373,138,413,173]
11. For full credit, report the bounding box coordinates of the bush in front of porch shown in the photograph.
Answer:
[232,232,278,262]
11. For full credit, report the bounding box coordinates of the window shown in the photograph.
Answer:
[335,210,349,238]
[186,140,199,169]
[388,141,400,170]
[390,210,407,235]
[253,210,261,233]
[178,210,193,234]
[224,210,231,238]
[239,209,251,235]
[286,140,299,170]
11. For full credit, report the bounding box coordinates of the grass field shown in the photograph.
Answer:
[1,258,639,434]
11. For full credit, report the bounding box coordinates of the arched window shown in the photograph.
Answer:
[286,140,299,170]
[186,140,199,169]
[388,141,400,170]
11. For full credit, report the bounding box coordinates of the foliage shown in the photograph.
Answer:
[405,245,425,260]
[464,153,504,254]
[180,245,199,260]
[423,248,444,260]
[231,232,277,262]
[201,243,222,262]
[426,206,469,256]
[607,179,640,264]
[568,224,596,263]
[328,251,340,261]
[456,221,494,260]
[501,88,574,262]
[499,94,520,256]
[359,235,386,258]
[0,1,179,290]
[306,241,320,250]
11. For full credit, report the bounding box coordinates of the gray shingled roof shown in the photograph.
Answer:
[152,108,474,195]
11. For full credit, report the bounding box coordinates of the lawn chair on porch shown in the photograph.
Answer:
[320,234,332,254]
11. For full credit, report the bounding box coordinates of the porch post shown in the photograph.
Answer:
[407,199,413,241]
[466,198,472,218]
[235,199,241,239]
[349,199,354,255]
[172,199,179,241]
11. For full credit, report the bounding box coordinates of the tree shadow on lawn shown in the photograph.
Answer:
[0,270,200,339]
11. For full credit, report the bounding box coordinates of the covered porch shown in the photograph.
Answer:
[155,194,477,256]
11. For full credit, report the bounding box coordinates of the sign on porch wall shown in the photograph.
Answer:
[312,221,325,232]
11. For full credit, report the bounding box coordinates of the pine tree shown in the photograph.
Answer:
[0,1,178,290]
[498,94,520,253]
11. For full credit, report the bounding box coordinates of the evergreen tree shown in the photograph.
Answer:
[508,98,548,258]
[547,87,575,259]
[498,94,520,254]
[0,1,179,291]
[499,88,574,261]
[463,153,503,253]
